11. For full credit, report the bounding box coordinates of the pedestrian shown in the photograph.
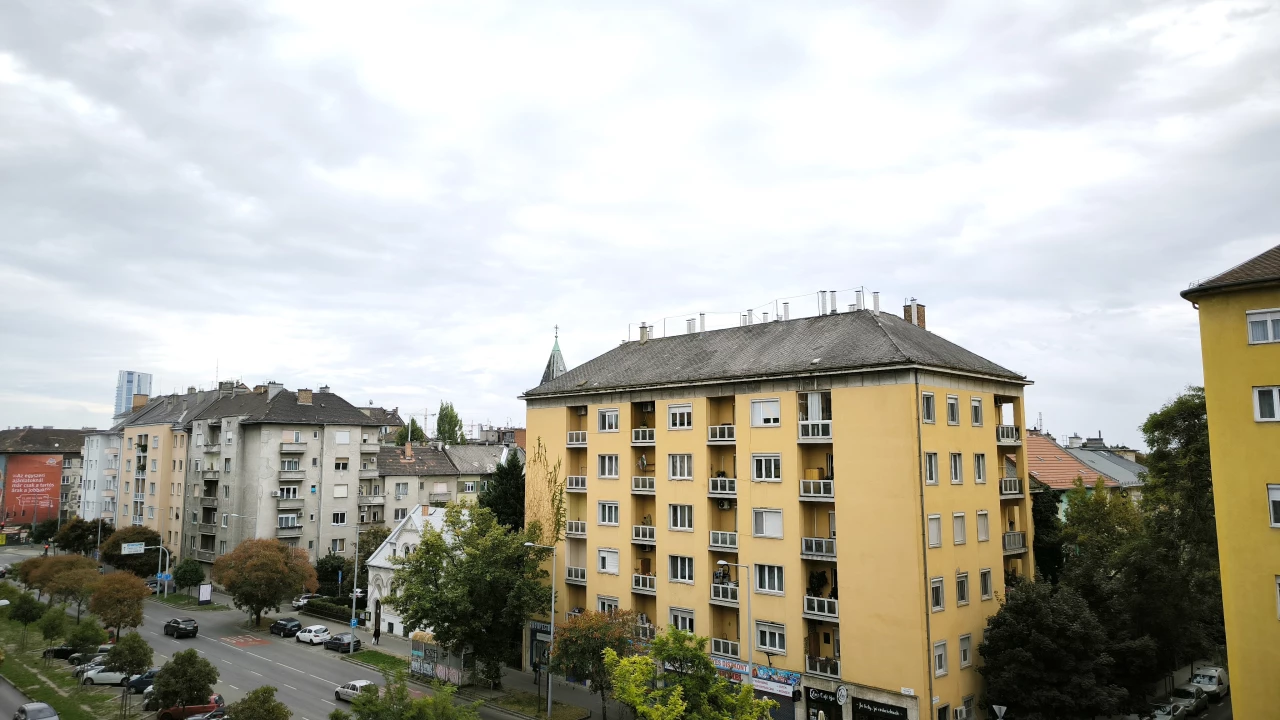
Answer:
[373,626,381,646]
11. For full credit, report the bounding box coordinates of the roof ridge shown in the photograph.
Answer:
[869,310,910,362]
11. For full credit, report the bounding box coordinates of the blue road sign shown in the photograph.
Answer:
[350,618,358,628]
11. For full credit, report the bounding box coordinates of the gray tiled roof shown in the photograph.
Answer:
[362,407,404,427]
[1183,243,1280,299]
[1065,448,1148,487]
[378,445,458,477]
[118,390,222,429]
[195,390,384,426]
[524,309,1024,397]
[445,445,512,476]
[0,428,89,454]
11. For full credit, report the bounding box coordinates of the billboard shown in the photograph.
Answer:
[2,454,62,523]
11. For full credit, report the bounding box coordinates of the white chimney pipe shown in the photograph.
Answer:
[686,319,695,334]
[783,302,790,320]
[699,313,705,332]
[639,322,650,341]
[819,291,827,316]
[872,291,880,315]
[762,312,769,322]
[830,291,838,314]
[848,305,855,312]
[855,289,864,310]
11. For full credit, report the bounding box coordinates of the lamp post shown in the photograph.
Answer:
[525,541,557,719]
[717,560,754,687]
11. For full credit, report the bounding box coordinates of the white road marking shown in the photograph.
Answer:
[279,664,307,674]
[228,684,239,690]
[321,699,336,706]
[283,684,297,690]
[249,670,263,676]
[247,652,270,661]
[310,674,335,685]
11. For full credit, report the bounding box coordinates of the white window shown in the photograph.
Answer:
[959,634,972,668]
[928,514,941,548]
[598,549,619,575]
[752,454,782,482]
[757,622,786,654]
[394,507,407,521]
[1256,387,1280,421]
[925,453,939,485]
[974,454,987,484]
[669,454,693,480]
[930,577,944,611]
[977,511,990,542]
[669,504,693,531]
[221,513,229,528]
[335,431,351,444]
[953,513,966,544]
[598,501,619,525]
[331,538,346,553]
[963,697,976,720]
[668,404,692,430]
[463,481,476,493]
[921,393,936,423]
[281,458,300,471]
[950,453,963,484]
[956,572,970,605]
[598,409,619,432]
[334,484,349,498]
[335,458,350,471]
[147,506,155,519]
[971,397,983,426]
[223,458,232,473]
[755,564,784,594]
[1247,309,1280,344]
[278,514,299,528]
[752,508,783,538]
[598,454,619,478]
[670,608,694,633]
[947,395,960,425]
[934,641,948,676]
[332,512,347,525]
[750,399,781,427]
[598,595,619,614]
[669,555,694,583]
[219,540,227,555]
[980,568,993,600]
[394,482,409,496]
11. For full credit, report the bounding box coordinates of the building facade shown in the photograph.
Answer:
[80,430,122,524]
[59,453,82,522]
[0,427,89,526]
[378,443,459,521]
[364,504,449,638]
[523,305,1033,720]
[114,370,153,418]
[1181,243,1280,719]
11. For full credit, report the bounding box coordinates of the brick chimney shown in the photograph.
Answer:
[404,441,413,460]
[903,299,927,330]
[297,388,313,405]
[132,393,149,412]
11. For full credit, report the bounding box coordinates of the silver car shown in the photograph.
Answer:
[1149,702,1187,719]
[1169,684,1208,716]
[334,679,376,702]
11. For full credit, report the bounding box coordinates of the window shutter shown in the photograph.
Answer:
[606,551,619,574]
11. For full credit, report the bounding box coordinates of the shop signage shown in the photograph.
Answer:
[752,678,794,697]
[753,666,801,686]
[836,686,848,705]
[529,621,552,633]
[849,698,909,719]
[807,688,838,704]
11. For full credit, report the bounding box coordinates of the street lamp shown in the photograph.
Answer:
[525,541,557,719]
[717,560,754,687]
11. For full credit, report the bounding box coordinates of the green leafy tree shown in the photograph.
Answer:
[315,553,348,598]
[100,526,164,577]
[15,557,52,600]
[54,517,108,556]
[226,685,292,720]
[10,593,46,650]
[31,519,59,544]
[37,604,68,650]
[479,450,525,529]
[328,671,480,720]
[89,572,150,636]
[104,631,153,699]
[548,609,636,720]
[1031,488,1065,584]
[356,525,389,591]
[389,504,551,688]
[152,649,219,713]
[607,649,686,720]
[979,580,1127,719]
[48,568,100,623]
[172,557,205,597]
[393,418,426,446]
[212,539,318,625]
[435,401,467,444]
[66,619,108,655]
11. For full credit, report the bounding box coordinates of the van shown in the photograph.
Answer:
[1189,666,1229,701]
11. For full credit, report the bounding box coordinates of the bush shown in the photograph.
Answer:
[300,599,365,626]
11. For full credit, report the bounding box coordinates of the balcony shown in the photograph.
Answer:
[711,638,740,658]
[105,447,119,457]
[631,525,656,544]
[708,477,737,497]
[1003,531,1027,555]
[201,470,220,481]
[131,515,145,526]
[279,470,307,480]
[996,425,1022,446]
[801,537,837,560]
[709,530,738,551]
[276,525,303,538]
[566,520,587,538]
[199,522,218,534]
[103,468,118,478]
[428,492,452,504]
[359,469,379,480]
[199,496,218,508]
[798,421,833,442]
[276,497,304,511]
[1000,476,1024,498]
[358,494,386,506]
[195,550,215,563]
[799,479,834,501]
[707,425,735,444]
[360,443,380,454]
[631,574,656,595]
[631,476,655,494]
[631,428,655,446]
[566,476,587,493]
[133,492,146,503]
[566,566,587,585]
[803,595,839,620]
[200,443,221,454]
[280,443,307,453]
[635,623,656,641]
[710,583,739,607]
[806,656,841,679]
[567,431,587,447]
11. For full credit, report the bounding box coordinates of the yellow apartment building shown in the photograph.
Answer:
[1181,243,1280,719]
[524,302,1033,720]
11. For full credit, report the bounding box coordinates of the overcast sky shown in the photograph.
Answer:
[2,1,1278,449]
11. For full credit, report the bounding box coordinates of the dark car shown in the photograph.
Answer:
[128,668,159,694]
[324,632,362,653]
[163,617,199,638]
[41,645,76,660]
[12,702,58,720]
[269,617,303,637]
[68,645,114,665]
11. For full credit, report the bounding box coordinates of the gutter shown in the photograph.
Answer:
[1180,276,1280,302]
[914,369,936,712]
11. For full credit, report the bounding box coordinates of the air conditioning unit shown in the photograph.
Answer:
[717,499,734,511]
[954,708,967,720]
[270,490,280,497]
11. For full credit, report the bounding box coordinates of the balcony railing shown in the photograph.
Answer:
[635,623,656,641]
[566,520,587,538]
[199,522,218,533]
[566,476,587,492]
[803,595,839,619]
[567,431,587,447]
[710,583,739,606]
[708,477,737,497]
[133,492,146,503]
[799,479,834,500]
[103,468,118,477]
[802,537,837,559]
[199,496,218,507]
[359,469,379,480]
[359,443,380,453]
[566,566,587,585]
[358,493,386,506]
[709,530,738,550]
[132,515,145,526]
[708,425,735,443]
[200,443,221,454]
[276,525,303,538]
[632,525,656,544]
[996,425,1022,445]
[1003,531,1027,554]
[999,476,1023,496]
[631,574,656,594]
[195,550,215,563]
[201,470,220,480]
[276,498,303,511]
[798,420,833,441]
[806,656,841,679]
[428,492,452,503]
[280,442,307,453]
[711,638,740,658]
[279,470,307,480]
[631,476,655,494]
[632,428,655,445]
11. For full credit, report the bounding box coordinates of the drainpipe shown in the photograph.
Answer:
[316,424,326,563]
[914,370,935,712]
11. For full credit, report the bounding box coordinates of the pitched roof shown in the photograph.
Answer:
[195,389,384,426]
[1182,243,1280,299]
[445,444,512,476]
[1064,447,1147,488]
[362,407,404,427]
[118,390,222,430]
[1023,430,1119,490]
[541,337,567,386]
[378,444,457,477]
[524,309,1024,398]
[0,428,89,455]
[367,504,451,570]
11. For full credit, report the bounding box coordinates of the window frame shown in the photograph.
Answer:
[669,607,695,633]
[598,501,619,526]
[1255,386,1280,422]
[756,621,787,654]
[597,595,620,614]
[668,555,694,583]
[970,397,983,426]
[750,399,781,427]
[598,409,620,433]
[946,395,960,425]
[953,512,966,545]
[597,549,619,575]
[331,511,347,525]
[927,514,941,548]
[980,568,993,600]
[921,392,935,423]
[752,508,784,539]
[930,577,944,612]
[669,504,694,531]
[1269,485,1280,528]
[924,453,939,485]
[974,453,987,484]
[598,454,620,478]
[1246,308,1280,344]
[934,640,948,677]
[755,564,785,594]
[751,454,782,483]
[977,510,990,542]
[959,634,972,668]
[950,452,963,484]
[668,404,693,430]
[956,572,970,606]
[668,453,693,481]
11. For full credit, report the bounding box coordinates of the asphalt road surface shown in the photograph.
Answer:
[0,675,35,719]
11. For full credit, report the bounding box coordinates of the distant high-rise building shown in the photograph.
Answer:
[114,371,153,418]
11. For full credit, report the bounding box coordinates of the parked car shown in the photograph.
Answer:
[72,657,106,679]
[81,666,139,687]
[12,702,58,720]
[41,645,76,660]
[291,593,322,609]
[324,632,362,653]
[269,617,303,637]
[67,645,113,665]
[0,564,9,579]
[128,669,159,694]
[186,712,226,720]
[1190,666,1230,701]
[1170,684,1208,716]
[150,693,225,720]
[335,679,377,702]
[1148,702,1188,719]
[163,618,199,638]
[295,625,331,645]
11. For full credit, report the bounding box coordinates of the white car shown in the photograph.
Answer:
[81,667,138,686]
[334,679,376,702]
[1190,666,1229,701]
[295,625,331,645]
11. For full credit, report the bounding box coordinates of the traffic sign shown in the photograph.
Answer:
[121,542,145,555]
[350,618,358,628]
[992,706,1007,719]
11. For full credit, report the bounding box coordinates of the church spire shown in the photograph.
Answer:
[541,325,567,385]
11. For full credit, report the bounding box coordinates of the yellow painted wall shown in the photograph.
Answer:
[1194,285,1280,719]
[124,423,186,557]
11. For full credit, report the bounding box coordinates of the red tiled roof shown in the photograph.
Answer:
[1023,431,1119,490]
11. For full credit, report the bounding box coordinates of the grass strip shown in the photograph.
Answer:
[345,648,410,674]
[493,689,590,720]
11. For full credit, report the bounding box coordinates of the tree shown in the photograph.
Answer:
[173,557,205,597]
[152,649,219,713]
[33,554,99,605]
[435,401,467,444]
[607,649,686,720]
[89,572,150,636]
[548,610,637,719]
[389,504,551,688]
[393,417,426,446]
[10,593,46,650]
[354,525,389,593]
[54,517,108,556]
[328,671,480,720]
[315,553,348,598]
[479,450,525,529]
[104,632,153,695]
[31,519,59,544]
[212,539,318,626]
[227,686,292,720]
[66,619,108,655]
[1031,488,1064,584]
[979,580,1127,720]
[100,526,164,577]
[47,568,100,622]
[15,557,51,600]
[37,604,68,650]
